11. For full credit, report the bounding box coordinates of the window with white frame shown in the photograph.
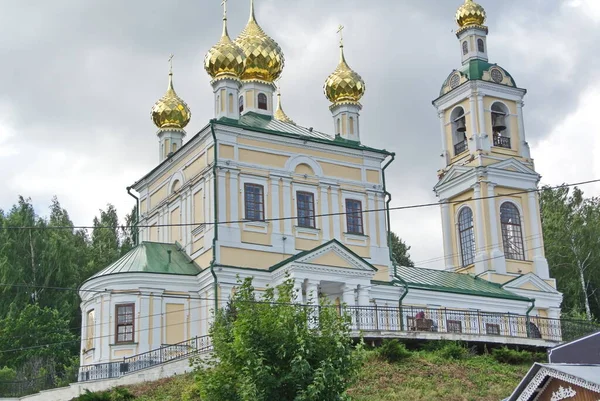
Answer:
[115,304,134,344]
[86,309,95,350]
[345,199,364,235]
[244,183,265,221]
[500,202,526,261]
[458,207,475,267]
[297,191,315,228]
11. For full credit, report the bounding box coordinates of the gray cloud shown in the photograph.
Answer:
[0,0,598,267]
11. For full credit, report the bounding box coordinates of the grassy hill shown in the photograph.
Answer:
[78,345,533,401]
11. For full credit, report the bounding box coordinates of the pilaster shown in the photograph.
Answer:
[487,183,506,273]
[440,201,455,270]
[473,182,487,274]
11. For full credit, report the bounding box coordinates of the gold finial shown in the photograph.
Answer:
[249,0,256,22]
[274,82,296,125]
[152,55,191,130]
[324,27,366,105]
[221,0,229,36]
[337,24,344,47]
[168,54,174,89]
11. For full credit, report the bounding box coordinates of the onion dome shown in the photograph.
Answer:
[151,66,191,130]
[274,89,295,125]
[324,43,365,105]
[456,0,486,29]
[234,0,285,83]
[204,6,245,80]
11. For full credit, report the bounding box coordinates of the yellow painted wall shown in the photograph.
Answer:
[311,252,352,269]
[170,207,180,243]
[346,244,370,258]
[150,185,168,209]
[149,224,158,242]
[114,349,134,358]
[321,162,362,181]
[165,303,185,344]
[219,246,293,269]
[239,149,288,168]
[193,190,204,225]
[366,170,380,184]
[220,144,235,159]
[296,237,320,251]
[238,137,363,164]
[194,249,212,269]
[184,155,208,179]
[140,199,147,214]
[373,265,390,281]
[295,163,315,176]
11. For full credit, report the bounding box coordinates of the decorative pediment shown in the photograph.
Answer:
[488,158,539,177]
[297,240,377,272]
[503,273,560,294]
[435,165,473,189]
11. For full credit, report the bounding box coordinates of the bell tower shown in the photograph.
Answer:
[433,0,549,282]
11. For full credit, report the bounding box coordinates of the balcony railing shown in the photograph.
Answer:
[454,140,468,156]
[493,135,511,149]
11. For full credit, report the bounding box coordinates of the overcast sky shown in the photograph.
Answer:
[1,0,599,269]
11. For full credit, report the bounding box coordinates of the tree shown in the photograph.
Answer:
[86,204,121,279]
[194,277,364,401]
[389,232,414,267]
[540,186,600,321]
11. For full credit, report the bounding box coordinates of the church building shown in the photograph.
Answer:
[78,0,563,367]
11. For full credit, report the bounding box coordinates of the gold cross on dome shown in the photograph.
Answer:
[337,24,345,46]
[221,0,228,17]
[168,54,174,74]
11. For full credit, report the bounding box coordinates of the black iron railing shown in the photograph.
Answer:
[493,135,511,149]
[78,335,212,382]
[454,140,468,155]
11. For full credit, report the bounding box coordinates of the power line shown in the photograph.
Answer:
[0,178,597,231]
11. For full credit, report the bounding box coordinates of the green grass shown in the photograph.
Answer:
[80,350,530,401]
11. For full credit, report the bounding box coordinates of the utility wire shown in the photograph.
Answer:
[0,179,596,231]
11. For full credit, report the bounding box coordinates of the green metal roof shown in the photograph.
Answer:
[440,59,517,96]
[217,113,392,156]
[89,242,201,280]
[396,265,530,302]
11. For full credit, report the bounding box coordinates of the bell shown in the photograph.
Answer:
[492,113,507,132]
[456,117,467,133]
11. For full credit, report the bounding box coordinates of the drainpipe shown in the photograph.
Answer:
[126,186,139,246]
[381,152,396,274]
[526,298,535,338]
[209,121,219,312]
[396,277,409,331]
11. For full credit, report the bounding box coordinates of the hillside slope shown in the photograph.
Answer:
[101,350,530,401]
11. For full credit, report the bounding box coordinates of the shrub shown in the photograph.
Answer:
[491,347,535,365]
[378,340,412,363]
[437,342,469,360]
[74,389,112,401]
[110,387,135,401]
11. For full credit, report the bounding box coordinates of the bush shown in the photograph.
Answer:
[110,387,135,401]
[378,340,412,363]
[74,389,112,401]
[491,347,536,365]
[437,342,469,360]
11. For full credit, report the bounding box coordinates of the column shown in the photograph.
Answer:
[188,293,202,338]
[293,279,304,304]
[151,292,163,350]
[357,284,370,306]
[440,201,455,270]
[468,96,478,153]
[138,292,151,353]
[438,111,449,167]
[487,183,506,274]
[305,280,320,328]
[367,192,377,256]
[516,100,531,158]
[282,178,293,237]
[330,186,342,239]
[477,94,490,151]
[342,285,356,307]
[217,169,227,224]
[320,185,331,241]
[473,183,487,274]
[271,176,282,241]
[229,170,241,243]
[101,294,111,362]
[528,190,550,279]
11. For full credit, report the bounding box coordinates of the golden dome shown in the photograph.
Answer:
[151,66,191,130]
[324,44,365,105]
[204,7,245,80]
[456,0,486,28]
[274,89,295,125]
[234,0,285,83]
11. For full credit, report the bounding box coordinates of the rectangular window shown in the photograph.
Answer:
[345,199,364,235]
[297,191,315,228]
[115,304,135,344]
[244,183,264,221]
[446,320,462,333]
[86,310,95,350]
[486,323,501,336]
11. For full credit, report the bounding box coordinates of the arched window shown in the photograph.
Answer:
[258,93,268,110]
[349,116,354,135]
[458,207,475,267]
[239,96,244,113]
[477,38,485,53]
[228,93,234,113]
[462,41,469,55]
[500,202,525,260]
[336,118,341,135]
[491,102,510,148]
[451,107,468,155]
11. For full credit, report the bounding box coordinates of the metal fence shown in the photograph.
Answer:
[0,372,77,398]
[345,305,599,343]
[78,335,212,382]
